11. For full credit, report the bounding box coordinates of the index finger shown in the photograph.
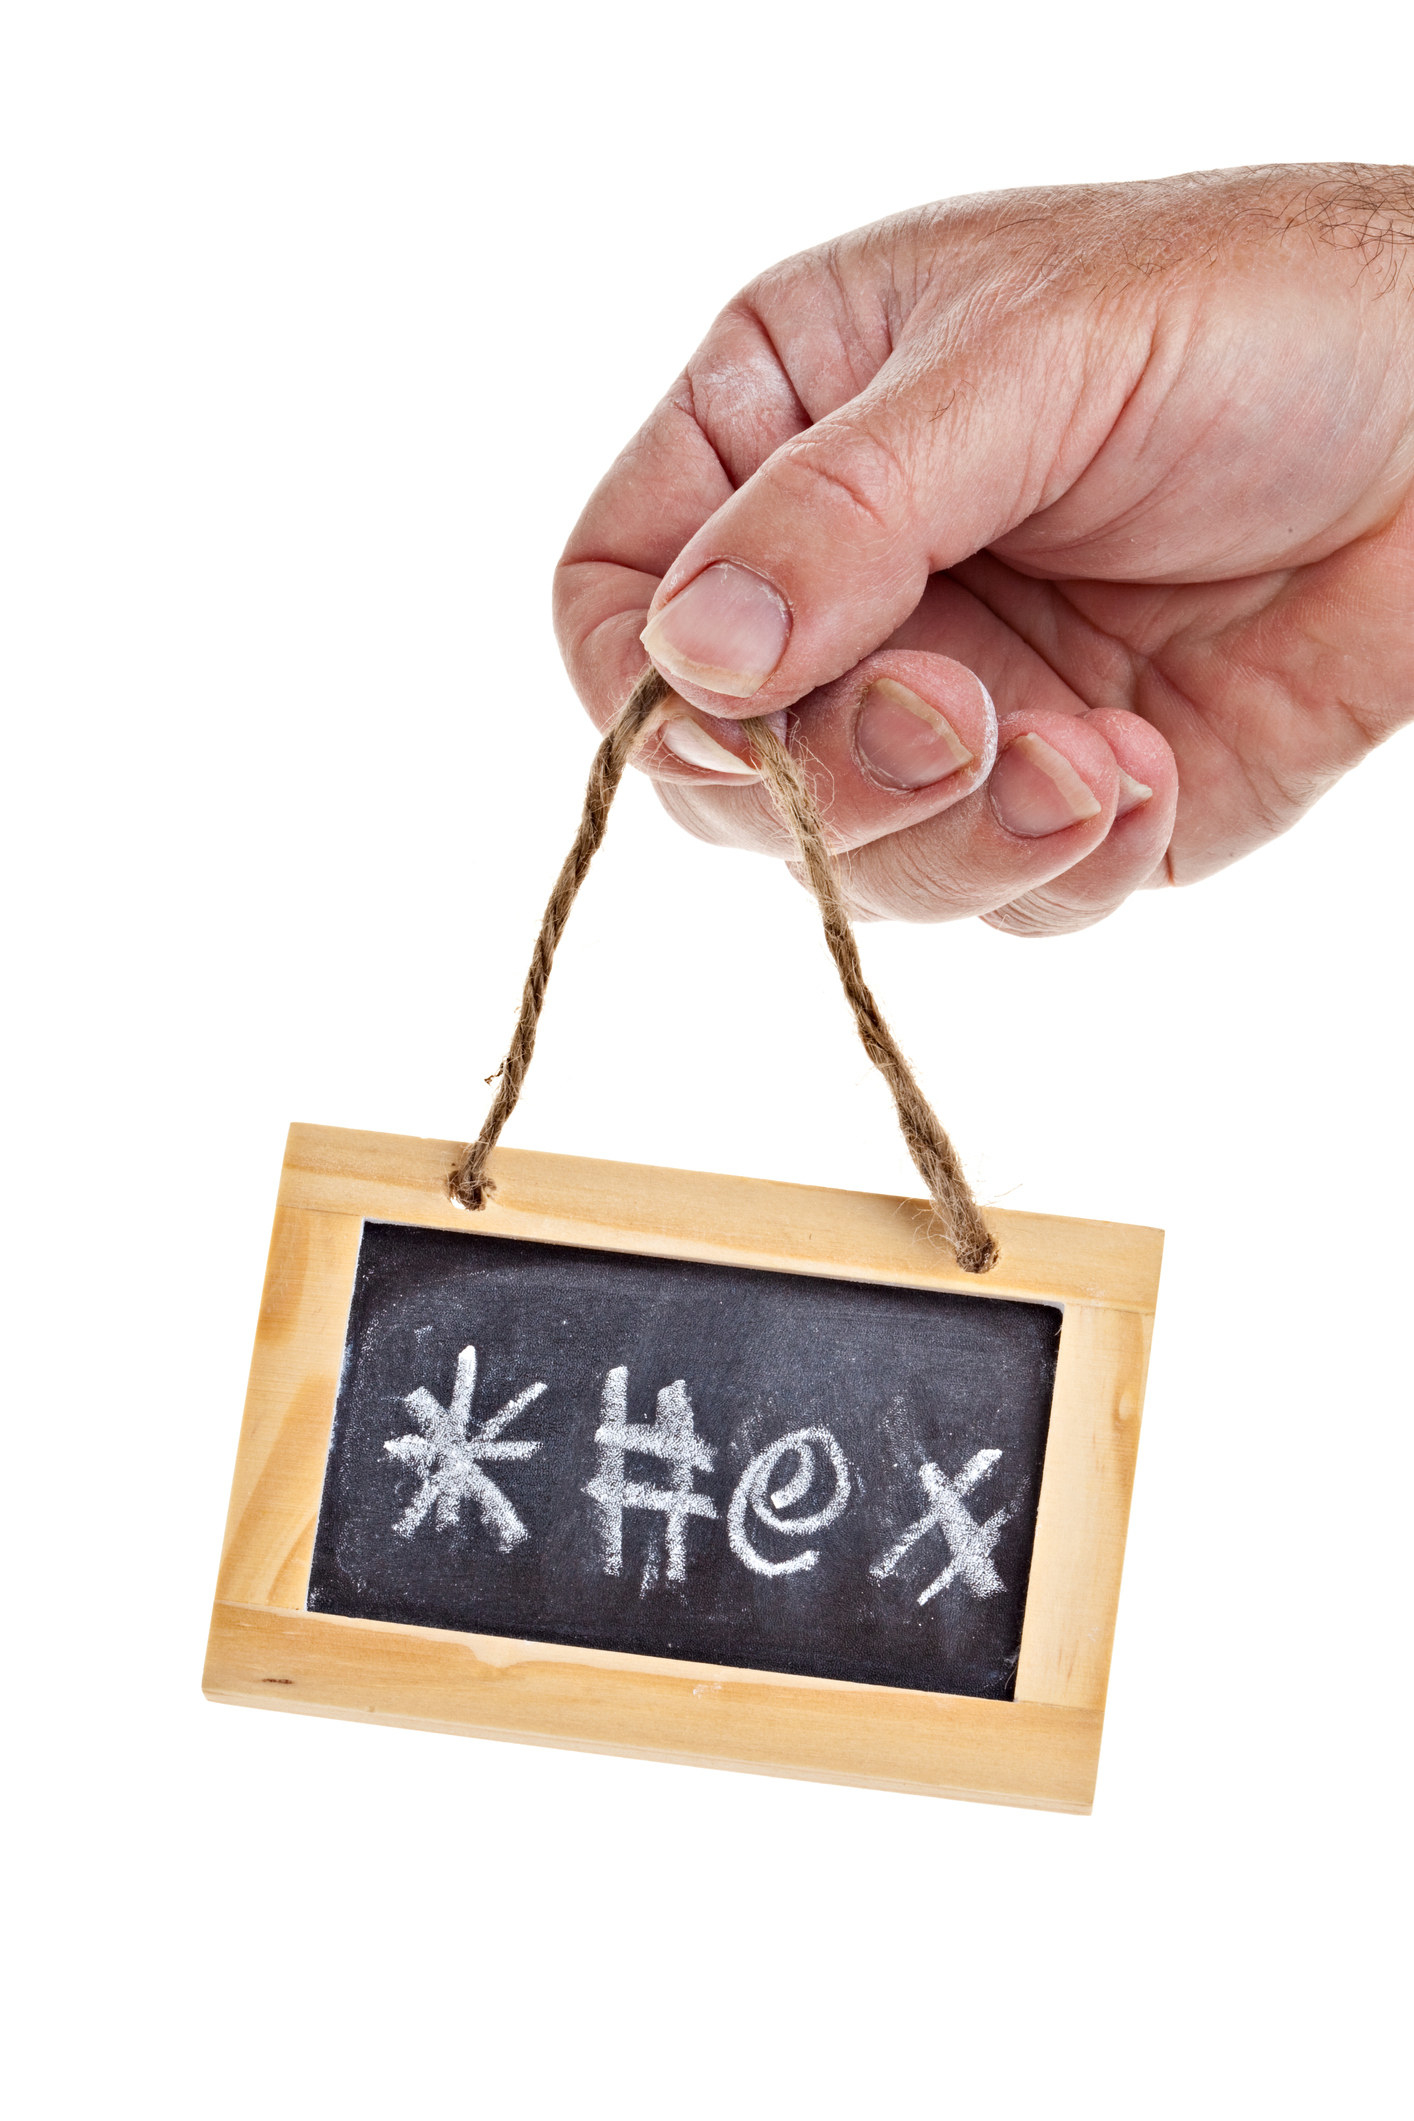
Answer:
[553,302,826,730]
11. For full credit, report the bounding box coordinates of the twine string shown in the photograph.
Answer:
[447,664,670,1211]
[738,712,998,1275]
[449,665,998,1275]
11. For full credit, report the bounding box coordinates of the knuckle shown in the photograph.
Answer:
[655,778,791,858]
[770,422,909,538]
[982,876,1132,936]
[831,833,969,925]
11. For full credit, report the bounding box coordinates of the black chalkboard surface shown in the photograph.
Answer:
[308,1220,1062,1699]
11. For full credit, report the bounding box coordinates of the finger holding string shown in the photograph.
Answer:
[644,647,1000,860]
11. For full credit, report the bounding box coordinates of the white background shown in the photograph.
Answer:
[4,5,1410,2115]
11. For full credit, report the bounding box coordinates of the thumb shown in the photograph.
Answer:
[639,326,1129,718]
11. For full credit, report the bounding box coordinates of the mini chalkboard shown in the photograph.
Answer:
[309,1223,1061,1698]
[206,1125,1162,1812]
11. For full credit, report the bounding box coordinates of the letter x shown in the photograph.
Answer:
[870,1449,1010,1604]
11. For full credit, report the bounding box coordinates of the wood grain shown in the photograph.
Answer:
[206,1602,1103,1811]
[1014,1304,1153,1710]
[203,1123,1163,1811]
[215,1204,362,1609]
[280,1122,1163,1313]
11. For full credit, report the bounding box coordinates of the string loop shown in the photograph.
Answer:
[449,667,998,1275]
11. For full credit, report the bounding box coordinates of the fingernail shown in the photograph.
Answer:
[661,716,761,778]
[641,563,790,698]
[990,732,1103,836]
[1116,769,1153,818]
[855,679,975,790]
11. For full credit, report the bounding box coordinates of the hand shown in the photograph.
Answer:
[554,165,1414,933]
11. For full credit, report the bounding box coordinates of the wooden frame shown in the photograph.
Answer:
[204,1123,1162,1813]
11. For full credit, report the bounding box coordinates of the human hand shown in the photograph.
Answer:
[554,165,1413,932]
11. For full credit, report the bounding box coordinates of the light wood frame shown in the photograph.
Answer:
[204,1123,1162,1813]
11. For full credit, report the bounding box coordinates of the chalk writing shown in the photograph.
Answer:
[315,1225,1061,1699]
[870,1449,1010,1603]
[384,1344,546,1551]
[727,1427,852,1575]
[383,1351,1014,1606]
[584,1367,718,1583]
